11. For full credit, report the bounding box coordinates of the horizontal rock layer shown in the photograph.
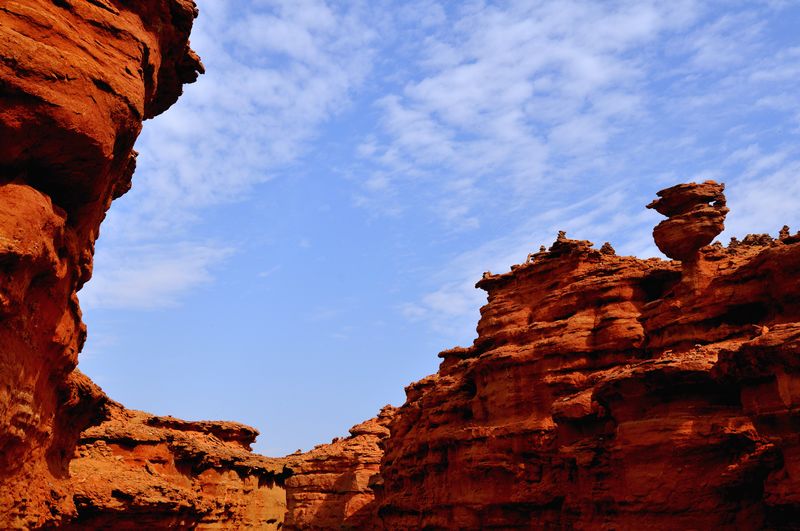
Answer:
[283,406,396,530]
[4,1,800,528]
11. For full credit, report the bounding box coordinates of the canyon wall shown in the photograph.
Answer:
[62,384,391,530]
[0,0,202,526]
[54,180,800,530]
[283,405,396,530]
[378,182,800,529]
[3,2,800,530]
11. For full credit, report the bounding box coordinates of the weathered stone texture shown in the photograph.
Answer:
[378,183,800,529]
[0,0,201,526]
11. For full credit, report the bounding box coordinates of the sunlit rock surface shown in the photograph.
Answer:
[0,0,201,526]
[67,390,289,529]
[3,1,800,528]
[283,406,396,530]
[647,180,728,261]
[376,183,800,529]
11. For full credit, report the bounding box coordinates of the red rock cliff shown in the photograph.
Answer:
[0,1,201,526]
[376,181,800,529]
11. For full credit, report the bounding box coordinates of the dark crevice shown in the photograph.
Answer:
[91,78,114,94]
[641,269,681,302]
[712,303,770,327]
[86,0,119,15]
[52,0,73,10]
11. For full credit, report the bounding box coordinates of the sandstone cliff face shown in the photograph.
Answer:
[0,0,201,526]
[62,387,393,530]
[377,182,800,529]
[66,387,289,530]
[283,406,396,530]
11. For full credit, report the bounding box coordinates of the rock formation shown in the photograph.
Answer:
[3,1,800,529]
[647,180,728,262]
[283,406,396,530]
[51,181,800,530]
[376,182,800,529]
[66,383,289,529]
[61,386,392,530]
[0,0,201,526]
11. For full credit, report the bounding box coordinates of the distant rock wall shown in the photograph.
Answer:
[66,387,289,529]
[283,406,396,530]
[0,0,201,526]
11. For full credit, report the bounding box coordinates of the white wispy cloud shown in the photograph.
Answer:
[400,187,660,341]
[383,1,800,341]
[81,244,232,310]
[112,0,376,236]
[83,0,376,309]
[724,148,800,239]
[83,0,800,334]
[356,0,701,229]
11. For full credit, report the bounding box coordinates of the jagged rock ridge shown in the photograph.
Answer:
[283,406,396,530]
[60,182,800,530]
[66,383,290,530]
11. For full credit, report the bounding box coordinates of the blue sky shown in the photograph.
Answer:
[79,0,800,455]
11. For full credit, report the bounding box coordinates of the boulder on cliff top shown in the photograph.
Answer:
[647,180,729,261]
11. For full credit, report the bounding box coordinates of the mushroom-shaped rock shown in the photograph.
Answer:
[647,180,728,261]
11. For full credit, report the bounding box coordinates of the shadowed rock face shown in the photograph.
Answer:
[0,0,201,526]
[647,180,728,261]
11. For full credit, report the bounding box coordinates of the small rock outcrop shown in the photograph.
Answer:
[66,388,290,530]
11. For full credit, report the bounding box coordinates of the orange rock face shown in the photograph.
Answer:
[66,389,290,529]
[283,406,396,530]
[4,2,800,528]
[376,183,800,529]
[0,0,201,526]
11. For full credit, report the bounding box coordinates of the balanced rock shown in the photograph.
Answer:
[647,180,728,261]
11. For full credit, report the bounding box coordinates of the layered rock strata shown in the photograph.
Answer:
[66,385,290,530]
[283,406,396,530]
[64,397,394,530]
[0,0,201,526]
[377,182,800,529]
[55,181,800,530]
